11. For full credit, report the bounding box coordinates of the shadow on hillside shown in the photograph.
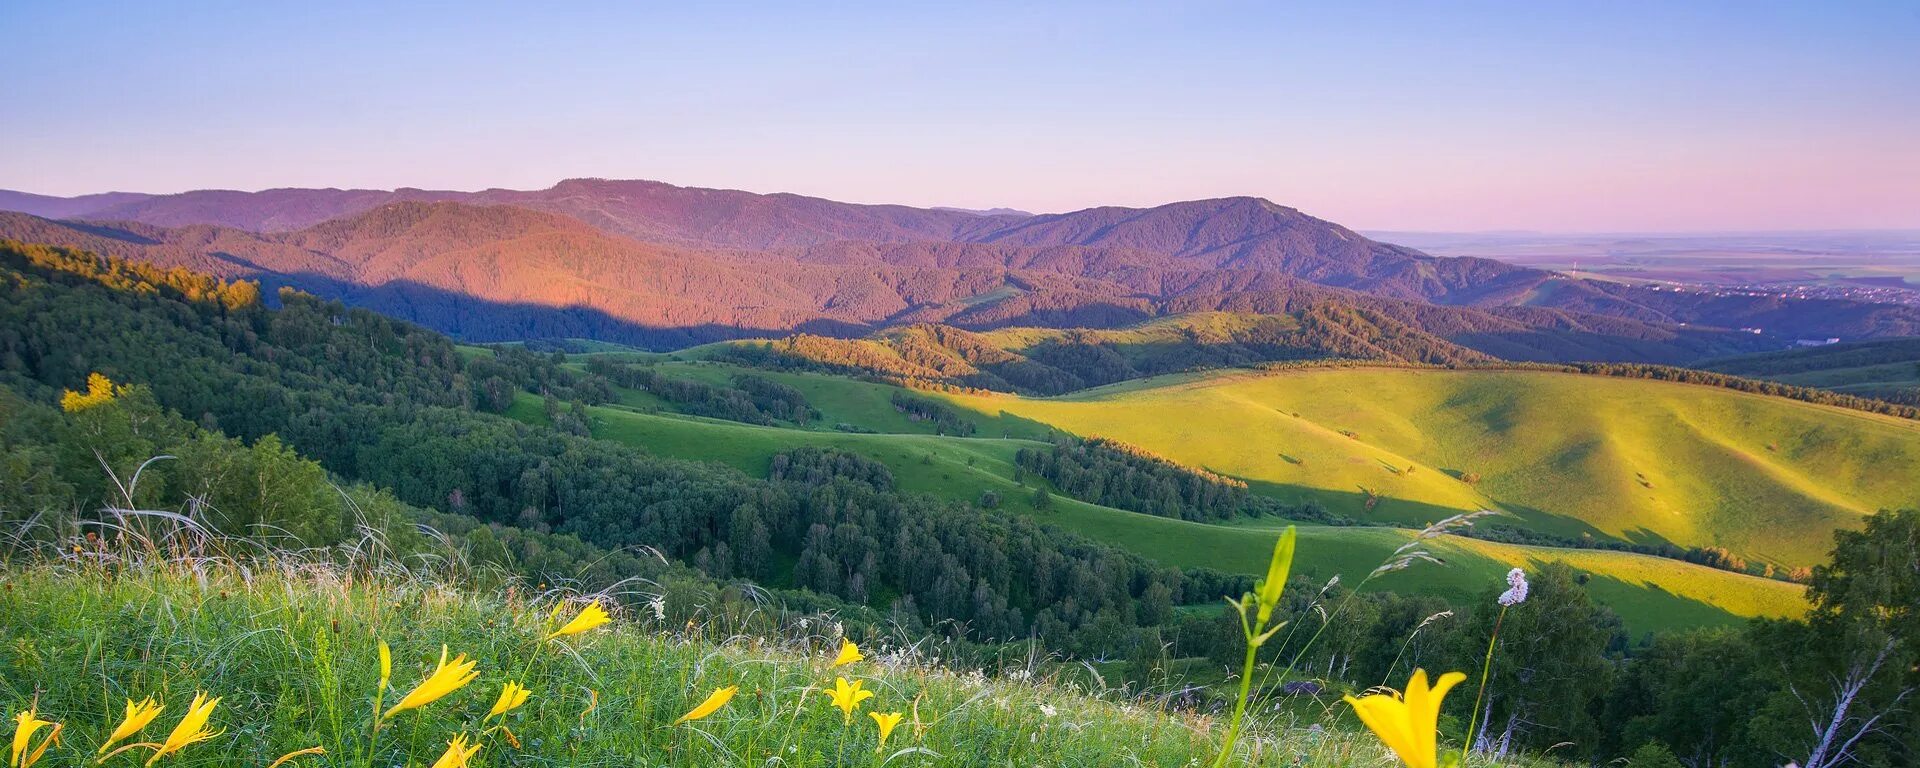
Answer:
[253,272,1175,352]
[255,273,872,349]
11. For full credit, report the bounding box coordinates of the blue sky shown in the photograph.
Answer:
[2,1,1915,230]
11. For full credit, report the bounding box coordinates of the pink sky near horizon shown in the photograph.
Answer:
[3,2,1917,233]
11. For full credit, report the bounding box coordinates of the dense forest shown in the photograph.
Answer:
[583,357,819,425]
[706,306,1489,396]
[2,239,1915,766]
[1015,438,1252,522]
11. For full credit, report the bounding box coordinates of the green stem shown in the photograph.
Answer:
[366,684,384,768]
[1460,605,1507,767]
[1208,638,1261,768]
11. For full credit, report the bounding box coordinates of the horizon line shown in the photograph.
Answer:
[5,176,1918,237]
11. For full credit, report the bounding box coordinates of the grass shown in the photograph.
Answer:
[933,367,1920,567]
[506,388,1807,636]
[0,548,1557,768]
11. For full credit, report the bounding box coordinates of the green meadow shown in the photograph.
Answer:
[505,364,1818,635]
[936,367,1920,567]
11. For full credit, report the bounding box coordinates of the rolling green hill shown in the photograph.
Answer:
[932,367,1920,567]
[507,370,1811,635]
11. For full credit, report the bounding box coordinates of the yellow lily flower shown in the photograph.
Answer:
[823,677,874,723]
[96,697,163,756]
[544,600,610,641]
[426,733,480,768]
[485,682,532,720]
[383,645,480,719]
[831,639,863,668]
[870,711,903,752]
[145,693,220,766]
[672,686,737,725]
[377,639,392,690]
[11,708,62,768]
[1343,669,1467,768]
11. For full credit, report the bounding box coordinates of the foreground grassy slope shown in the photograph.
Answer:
[938,367,1920,566]
[508,389,1807,634]
[5,562,1536,768]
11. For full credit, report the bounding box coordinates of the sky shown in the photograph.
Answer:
[2,1,1916,232]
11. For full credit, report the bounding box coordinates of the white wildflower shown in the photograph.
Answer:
[647,595,666,621]
[1498,567,1529,606]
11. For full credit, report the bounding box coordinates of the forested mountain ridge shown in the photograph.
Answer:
[0,205,1783,364]
[6,178,1918,351]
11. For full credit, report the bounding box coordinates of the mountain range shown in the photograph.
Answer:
[5,178,1917,362]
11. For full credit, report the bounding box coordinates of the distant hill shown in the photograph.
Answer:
[933,206,1034,217]
[0,189,154,220]
[0,203,1780,362]
[7,177,1919,355]
[1698,337,1920,401]
[703,312,1495,395]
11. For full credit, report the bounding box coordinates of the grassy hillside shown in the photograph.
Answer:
[5,558,1543,768]
[937,367,1920,567]
[509,383,1808,635]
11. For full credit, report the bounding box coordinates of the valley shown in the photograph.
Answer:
[495,352,1842,633]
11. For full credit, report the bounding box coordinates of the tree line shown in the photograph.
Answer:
[1015,437,1251,522]
[584,357,819,425]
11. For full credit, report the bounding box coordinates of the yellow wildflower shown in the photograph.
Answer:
[377,639,392,689]
[823,677,874,723]
[544,600,610,641]
[485,682,532,720]
[1343,669,1466,768]
[10,708,61,768]
[870,711,903,752]
[672,686,737,725]
[426,734,480,768]
[145,693,221,766]
[831,639,863,668]
[383,645,480,719]
[96,697,164,755]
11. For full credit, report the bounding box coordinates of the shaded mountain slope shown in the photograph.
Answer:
[10,178,1916,343]
[0,205,1779,362]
